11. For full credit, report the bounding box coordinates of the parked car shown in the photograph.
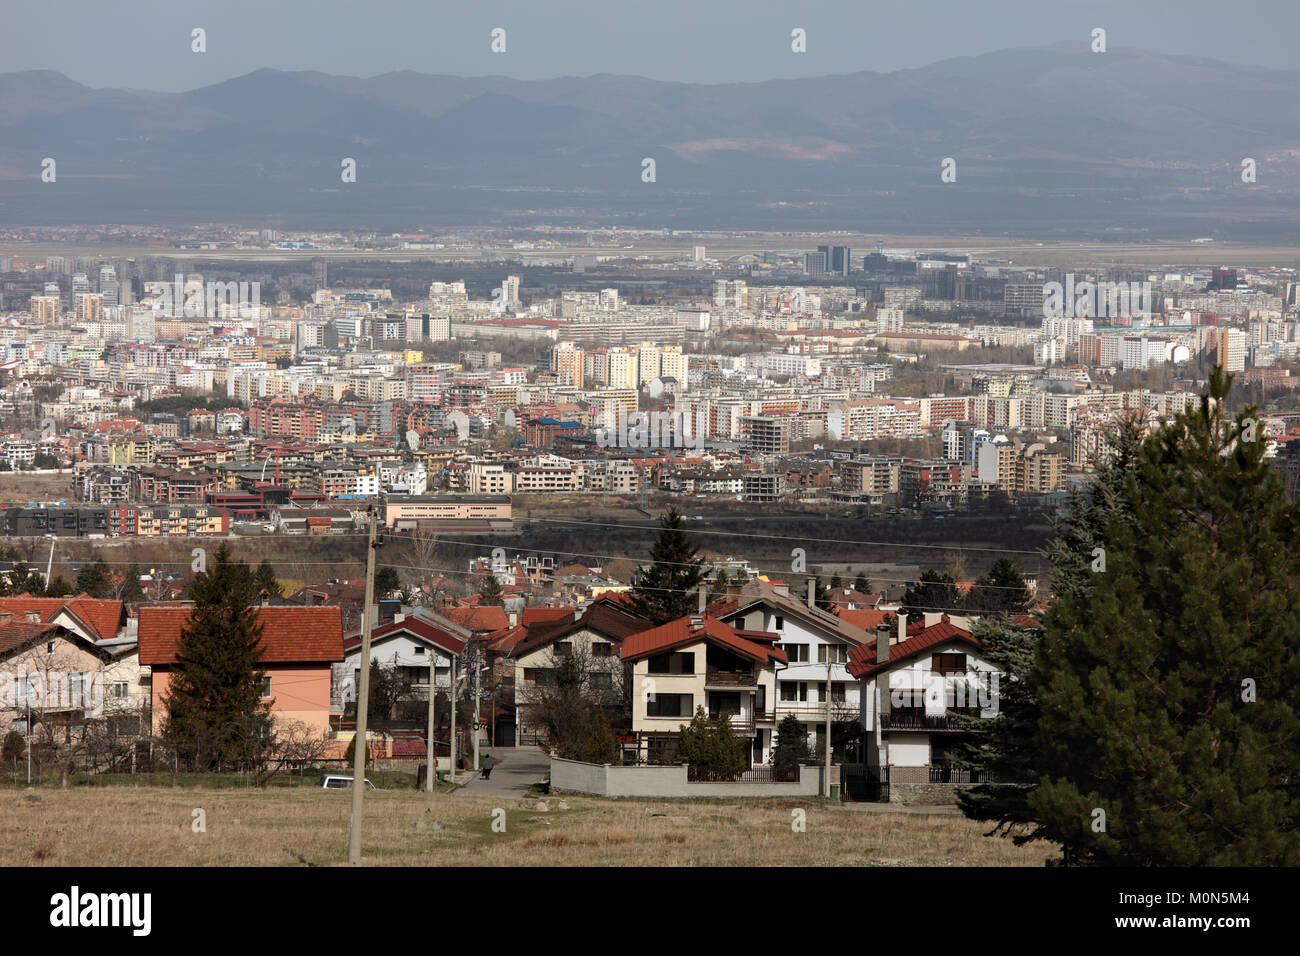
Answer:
[319,774,377,791]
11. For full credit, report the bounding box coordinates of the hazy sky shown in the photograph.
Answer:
[5,0,1298,91]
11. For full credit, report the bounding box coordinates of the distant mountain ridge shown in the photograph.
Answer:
[1,45,1298,238]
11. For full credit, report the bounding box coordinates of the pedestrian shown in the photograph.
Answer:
[481,753,494,780]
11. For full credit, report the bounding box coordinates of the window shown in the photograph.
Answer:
[109,682,129,699]
[257,676,272,698]
[774,615,784,631]
[413,646,425,655]
[817,682,847,703]
[590,672,612,692]
[555,641,573,657]
[648,651,695,675]
[591,643,612,658]
[780,681,808,702]
[932,653,967,676]
[69,673,86,703]
[817,644,848,665]
[646,693,692,718]
[778,643,809,663]
[524,667,555,686]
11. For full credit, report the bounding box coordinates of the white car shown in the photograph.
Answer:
[320,775,377,790]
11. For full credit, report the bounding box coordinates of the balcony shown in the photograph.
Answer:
[704,667,758,688]
[880,709,982,732]
[774,702,860,721]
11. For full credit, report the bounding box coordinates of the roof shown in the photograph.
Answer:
[138,605,344,665]
[721,578,871,645]
[621,614,786,666]
[836,608,893,632]
[342,614,466,656]
[0,621,113,662]
[444,605,510,633]
[846,616,979,679]
[510,599,653,659]
[0,595,125,642]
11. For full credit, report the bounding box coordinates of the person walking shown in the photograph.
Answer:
[481,753,495,780]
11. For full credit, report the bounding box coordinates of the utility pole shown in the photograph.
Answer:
[347,507,379,865]
[449,655,457,783]
[473,645,481,772]
[824,656,833,799]
[424,646,437,793]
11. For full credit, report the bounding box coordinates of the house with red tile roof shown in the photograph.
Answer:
[338,610,470,718]
[716,577,871,761]
[0,616,115,740]
[620,612,786,767]
[846,612,1001,795]
[138,604,344,736]
[508,597,654,743]
[0,595,125,643]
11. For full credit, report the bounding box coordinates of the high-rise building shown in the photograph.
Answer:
[818,245,851,276]
[803,251,828,276]
[74,292,104,323]
[30,295,61,325]
[312,257,328,292]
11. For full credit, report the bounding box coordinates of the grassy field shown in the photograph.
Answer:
[0,785,1056,866]
[0,470,75,505]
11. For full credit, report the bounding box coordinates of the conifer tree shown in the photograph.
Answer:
[631,508,706,624]
[162,543,268,770]
[853,572,871,595]
[1031,368,1300,864]
[898,569,961,619]
[253,559,282,597]
[75,560,110,598]
[965,559,1030,616]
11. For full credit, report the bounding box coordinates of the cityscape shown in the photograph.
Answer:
[0,0,1292,928]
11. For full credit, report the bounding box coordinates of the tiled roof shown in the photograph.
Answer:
[0,621,61,657]
[521,606,573,626]
[0,595,125,642]
[621,615,786,666]
[342,614,466,655]
[846,616,979,679]
[445,605,510,633]
[138,605,344,665]
[836,608,893,632]
[722,578,871,645]
[510,600,653,659]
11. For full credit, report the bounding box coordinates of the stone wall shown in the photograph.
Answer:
[551,757,823,798]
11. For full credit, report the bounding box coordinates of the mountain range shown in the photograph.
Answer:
[2,44,1298,238]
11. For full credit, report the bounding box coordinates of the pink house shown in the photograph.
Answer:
[138,605,344,736]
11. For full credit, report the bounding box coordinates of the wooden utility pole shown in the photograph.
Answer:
[348,508,379,864]
[449,655,457,782]
[424,646,437,793]
[824,657,833,799]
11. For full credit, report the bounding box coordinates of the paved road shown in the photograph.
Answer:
[451,745,550,798]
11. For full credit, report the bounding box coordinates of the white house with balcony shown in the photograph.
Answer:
[336,610,469,714]
[718,577,871,762]
[848,613,1004,789]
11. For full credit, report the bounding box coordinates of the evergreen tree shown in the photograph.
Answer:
[373,566,402,596]
[772,713,810,777]
[75,560,110,598]
[965,559,1030,616]
[898,569,961,619]
[44,576,73,598]
[162,543,268,770]
[579,710,619,765]
[253,559,283,598]
[678,706,747,779]
[477,573,504,606]
[708,567,731,603]
[829,573,843,591]
[630,508,707,624]
[853,572,872,595]
[1030,368,1300,864]
[120,563,145,603]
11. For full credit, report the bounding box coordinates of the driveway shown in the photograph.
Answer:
[451,745,550,798]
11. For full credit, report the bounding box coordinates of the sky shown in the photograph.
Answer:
[2,0,1298,91]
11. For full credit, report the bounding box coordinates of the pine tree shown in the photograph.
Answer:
[75,560,110,598]
[965,559,1029,616]
[1031,368,1300,865]
[630,508,706,624]
[478,573,504,606]
[898,569,961,619]
[772,713,809,777]
[854,572,871,595]
[162,543,268,770]
[120,563,145,603]
[253,559,282,598]
[829,573,843,591]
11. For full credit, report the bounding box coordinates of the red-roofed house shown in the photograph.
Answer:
[847,613,1001,796]
[621,613,786,767]
[0,595,125,643]
[338,610,470,718]
[138,605,344,735]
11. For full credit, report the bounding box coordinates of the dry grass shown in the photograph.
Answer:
[0,786,1056,866]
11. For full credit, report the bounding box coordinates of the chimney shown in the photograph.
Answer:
[876,623,891,664]
[689,615,704,631]
[726,583,743,603]
[806,576,816,609]
[508,611,517,627]
[697,584,707,614]
[26,611,41,623]
[772,581,790,597]
[897,611,907,646]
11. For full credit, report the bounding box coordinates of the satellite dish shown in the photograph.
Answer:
[406,429,420,451]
